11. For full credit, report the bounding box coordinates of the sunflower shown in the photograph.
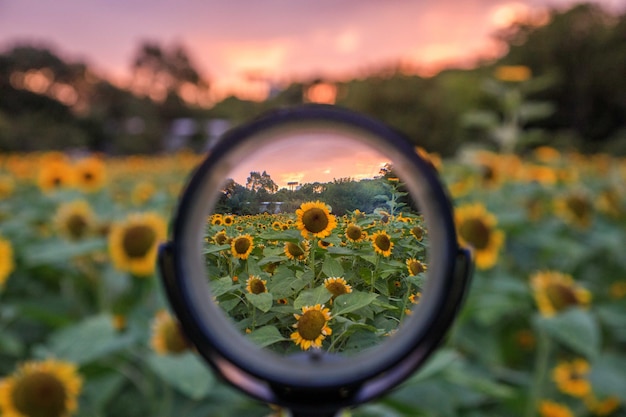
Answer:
[318,240,333,249]
[455,203,504,270]
[295,201,337,239]
[246,275,267,294]
[231,235,254,260]
[74,156,106,193]
[324,277,352,298]
[284,241,309,261]
[0,175,15,199]
[0,237,15,288]
[210,214,223,226]
[271,221,282,231]
[585,395,620,416]
[530,271,591,317]
[406,258,427,276]
[494,65,532,82]
[108,212,167,277]
[222,215,234,226]
[0,359,83,417]
[131,181,156,206]
[150,310,189,355]
[53,200,95,240]
[410,225,425,241]
[552,359,591,398]
[554,192,593,228]
[37,160,75,192]
[538,400,574,417]
[344,223,364,242]
[290,304,332,350]
[212,230,229,245]
[371,230,393,257]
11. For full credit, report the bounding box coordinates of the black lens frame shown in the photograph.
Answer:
[159,104,472,414]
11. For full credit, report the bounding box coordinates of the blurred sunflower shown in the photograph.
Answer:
[324,277,352,298]
[213,230,229,245]
[455,203,504,270]
[552,359,591,398]
[494,65,532,82]
[150,310,189,355]
[222,215,234,226]
[410,225,425,241]
[371,230,393,257]
[0,237,15,288]
[108,212,167,277]
[246,275,267,294]
[291,304,332,350]
[37,160,75,192]
[585,395,620,416]
[53,200,95,241]
[0,358,83,417]
[74,156,106,193]
[296,201,337,239]
[318,240,333,249]
[0,175,15,199]
[530,271,591,317]
[538,400,574,417]
[211,214,223,226]
[554,192,593,228]
[271,221,282,231]
[284,241,309,261]
[345,223,364,242]
[131,181,156,206]
[406,258,427,276]
[231,235,254,260]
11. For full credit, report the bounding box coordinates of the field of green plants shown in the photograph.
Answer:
[0,147,624,417]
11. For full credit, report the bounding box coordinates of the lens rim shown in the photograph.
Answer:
[160,104,470,409]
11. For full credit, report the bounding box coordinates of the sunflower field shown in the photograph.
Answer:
[0,147,625,417]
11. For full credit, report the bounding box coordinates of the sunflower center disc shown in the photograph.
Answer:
[13,371,66,417]
[545,283,580,310]
[302,208,329,234]
[67,214,88,239]
[459,218,491,249]
[375,234,391,251]
[249,279,266,294]
[408,260,425,275]
[326,282,348,297]
[234,238,251,254]
[346,225,362,240]
[122,225,157,258]
[298,310,326,340]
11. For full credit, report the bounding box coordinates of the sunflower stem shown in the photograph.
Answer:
[371,255,381,293]
[310,237,317,286]
[524,326,551,417]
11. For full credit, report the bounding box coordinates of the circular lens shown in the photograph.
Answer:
[162,105,465,409]
[204,131,429,356]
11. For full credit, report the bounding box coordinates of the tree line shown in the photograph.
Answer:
[1,3,624,155]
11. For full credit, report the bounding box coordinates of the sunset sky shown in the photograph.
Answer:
[0,0,623,101]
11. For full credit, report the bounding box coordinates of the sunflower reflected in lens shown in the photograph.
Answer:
[150,310,189,355]
[406,258,427,276]
[371,230,393,257]
[324,277,352,298]
[296,201,337,239]
[291,304,332,350]
[0,359,83,417]
[231,235,254,260]
[345,223,364,242]
[531,271,591,317]
[54,200,95,241]
[246,275,267,294]
[284,241,309,261]
[0,237,14,289]
[108,212,167,277]
[455,203,504,270]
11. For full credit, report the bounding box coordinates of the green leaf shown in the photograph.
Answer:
[332,292,379,316]
[533,309,600,359]
[25,238,106,265]
[257,255,286,266]
[408,349,460,383]
[258,229,302,241]
[246,292,273,312]
[211,276,236,297]
[147,352,214,399]
[247,326,287,347]
[322,256,344,278]
[326,246,356,256]
[203,244,230,255]
[35,315,137,365]
[293,286,332,310]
